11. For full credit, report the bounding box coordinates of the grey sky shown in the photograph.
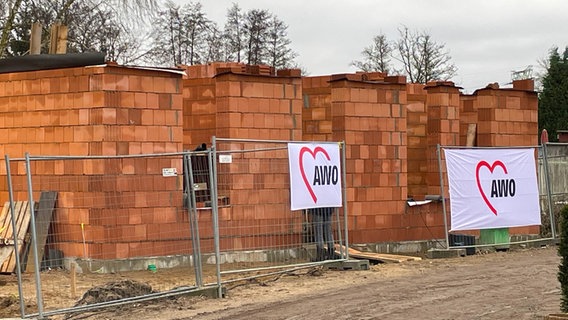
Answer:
[184,0,567,93]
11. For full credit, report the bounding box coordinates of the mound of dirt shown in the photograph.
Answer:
[75,279,155,306]
[0,295,36,318]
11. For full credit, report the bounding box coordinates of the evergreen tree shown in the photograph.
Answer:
[539,47,568,142]
[558,205,568,312]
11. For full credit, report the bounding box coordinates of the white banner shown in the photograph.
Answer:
[288,143,342,210]
[444,148,541,231]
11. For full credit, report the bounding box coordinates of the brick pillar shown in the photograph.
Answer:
[328,74,408,243]
[475,80,537,147]
[424,82,460,196]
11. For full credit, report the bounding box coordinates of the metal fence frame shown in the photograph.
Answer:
[437,144,556,250]
[5,137,350,318]
[211,137,349,285]
[5,151,220,319]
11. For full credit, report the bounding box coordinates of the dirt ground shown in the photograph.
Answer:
[0,245,563,319]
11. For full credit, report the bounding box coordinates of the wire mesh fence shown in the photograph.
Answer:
[3,138,349,318]
[212,138,347,281]
[3,152,212,318]
[540,143,568,237]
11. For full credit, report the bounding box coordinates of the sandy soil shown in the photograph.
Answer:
[0,246,562,319]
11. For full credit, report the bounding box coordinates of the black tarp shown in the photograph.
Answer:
[0,52,106,74]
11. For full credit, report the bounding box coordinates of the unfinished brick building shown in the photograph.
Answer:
[183,63,538,245]
[0,59,538,261]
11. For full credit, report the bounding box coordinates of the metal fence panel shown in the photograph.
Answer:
[4,152,214,318]
[212,138,347,281]
[540,143,568,236]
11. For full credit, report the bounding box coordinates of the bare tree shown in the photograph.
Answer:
[243,8,271,65]
[181,2,211,65]
[66,2,147,64]
[0,0,24,57]
[204,24,223,63]
[266,15,297,69]
[223,3,244,62]
[351,33,392,73]
[0,0,156,58]
[394,25,457,83]
[147,1,217,66]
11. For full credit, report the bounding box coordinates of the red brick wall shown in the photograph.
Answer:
[475,81,538,147]
[301,74,410,243]
[180,63,304,251]
[463,80,539,235]
[0,65,184,259]
[0,60,541,258]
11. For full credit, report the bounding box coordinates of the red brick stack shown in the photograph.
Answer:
[474,80,538,147]
[182,63,302,144]
[325,73,409,243]
[302,76,333,141]
[0,65,184,259]
[424,82,461,197]
[464,79,539,235]
[181,63,304,251]
[406,83,428,198]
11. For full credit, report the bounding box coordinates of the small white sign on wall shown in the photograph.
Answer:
[162,168,177,177]
[219,154,232,163]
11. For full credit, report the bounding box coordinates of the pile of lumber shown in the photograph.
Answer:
[335,244,422,263]
[0,201,31,273]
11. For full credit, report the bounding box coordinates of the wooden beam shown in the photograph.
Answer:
[25,191,57,273]
[466,123,477,147]
[49,21,68,54]
[30,22,42,55]
[0,201,31,273]
[335,245,422,263]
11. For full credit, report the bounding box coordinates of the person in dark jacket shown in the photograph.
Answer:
[309,207,335,261]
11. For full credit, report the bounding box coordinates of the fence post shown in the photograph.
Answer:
[437,145,450,249]
[210,137,223,297]
[24,153,44,318]
[542,143,556,238]
[184,153,203,287]
[340,141,349,259]
[5,155,26,318]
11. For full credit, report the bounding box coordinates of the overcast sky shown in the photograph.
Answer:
[183,0,567,93]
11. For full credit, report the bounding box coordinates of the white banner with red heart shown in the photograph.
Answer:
[444,148,541,231]
[288,143,342,210]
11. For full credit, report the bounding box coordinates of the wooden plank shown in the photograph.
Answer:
[0,202,25,273]
[0,201,30,274]
[30,22,42,55]
[26,191,58,273]
[335,245,422,263]
[0,202,10,240]
[1,201,23,244]
[466,123,477,147]
[10,202,30,273]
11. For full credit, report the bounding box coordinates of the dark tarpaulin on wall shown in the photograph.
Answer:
[0,52,106,74]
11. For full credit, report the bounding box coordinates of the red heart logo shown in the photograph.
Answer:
[475,160,508,216]
[299,146,331,203]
